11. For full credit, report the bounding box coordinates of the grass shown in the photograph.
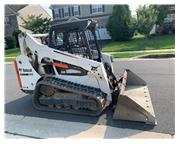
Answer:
[5,50,175,61]
[102,34,175,52]
[112,50,175,58]
[4,34,175,61]
[5,57,16,62]
[5,48,20,57]
[133,33,145,39]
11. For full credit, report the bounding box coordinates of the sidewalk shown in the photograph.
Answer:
[5,114,173,139]
[5,56,16,58]
[5,49,175,64]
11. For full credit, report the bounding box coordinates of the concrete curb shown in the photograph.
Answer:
[5,49,175,64]
[5,57,175,65]
[104,49,175,55]
[136,53,175,59]
[113,58,175,61]
[5,57,16,58]
[5,62,14,65]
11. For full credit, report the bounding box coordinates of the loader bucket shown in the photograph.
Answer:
[113,69,157,125]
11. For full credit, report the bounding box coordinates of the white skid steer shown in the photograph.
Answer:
[14,19,157,125]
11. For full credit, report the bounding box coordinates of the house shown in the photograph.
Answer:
[5,4,51,37]
[163,5,175,33]
[164,5,175,24]
[50,5,114,40]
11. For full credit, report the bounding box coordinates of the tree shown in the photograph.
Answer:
[152,5,174,34]
[152,5,170,26]
[136,5,158,37]
[21,14,51,34]
[106,5,135,41]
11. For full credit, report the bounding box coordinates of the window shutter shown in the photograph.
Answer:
[62,8,64,18]
[102,5,105,12]
[90,5,92,14]
[59,8,61,18]
[78,6,81,15]
[9,16,11,25]
[68,7,71,16]
[72,7,74,16]
[52,9,55,19]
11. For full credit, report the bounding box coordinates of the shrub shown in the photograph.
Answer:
[106,5,135,41]
[5,36,16,49]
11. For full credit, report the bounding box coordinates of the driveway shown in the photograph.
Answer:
[5,59,175,138]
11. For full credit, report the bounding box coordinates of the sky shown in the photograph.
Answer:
[41,4,139,18]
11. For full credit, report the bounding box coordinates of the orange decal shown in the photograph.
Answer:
[53,62,69,69]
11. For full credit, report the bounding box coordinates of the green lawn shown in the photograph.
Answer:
[5,57,16,62]
[102,34,175,52]
[4,34,175,61]
[5,48,20,57]
[112,50,175,58]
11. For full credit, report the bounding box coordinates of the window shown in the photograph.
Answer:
[50,30,90,58]
[91,5,103,14]
[85,29,96,49]
[51,31,64,48]
[5,16,10,25]
[54,8,60,19]
[85,29,100,60]
[73,5,80,16]
[63,7,69,17]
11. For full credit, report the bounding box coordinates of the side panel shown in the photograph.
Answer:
[18,33,112,102]
[101,53,113,72]
[15,55,41,91]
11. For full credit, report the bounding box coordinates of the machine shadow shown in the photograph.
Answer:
[5,94,154,132]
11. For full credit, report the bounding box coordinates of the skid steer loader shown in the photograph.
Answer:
[14,18,157,125]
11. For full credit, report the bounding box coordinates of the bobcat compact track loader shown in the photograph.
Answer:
[14,18,157,125]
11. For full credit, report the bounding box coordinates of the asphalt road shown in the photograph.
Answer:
[5,59,175,135]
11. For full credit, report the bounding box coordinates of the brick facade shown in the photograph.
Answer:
[50,5,114,40]
[5,15,19,37]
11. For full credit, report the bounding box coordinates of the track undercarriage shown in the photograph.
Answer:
[33,77,107,116]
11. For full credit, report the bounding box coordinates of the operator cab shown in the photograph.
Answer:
[48,19,102,62]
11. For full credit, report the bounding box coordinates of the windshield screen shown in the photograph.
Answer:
[49,28,100,60]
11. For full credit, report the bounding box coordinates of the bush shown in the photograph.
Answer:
[5,36,16,49]
[12,29,21,47]
[106,5,135,41]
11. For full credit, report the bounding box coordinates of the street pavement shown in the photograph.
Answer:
[5,59,175,138]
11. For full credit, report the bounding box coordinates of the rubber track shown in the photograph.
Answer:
[32,77,107,116]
